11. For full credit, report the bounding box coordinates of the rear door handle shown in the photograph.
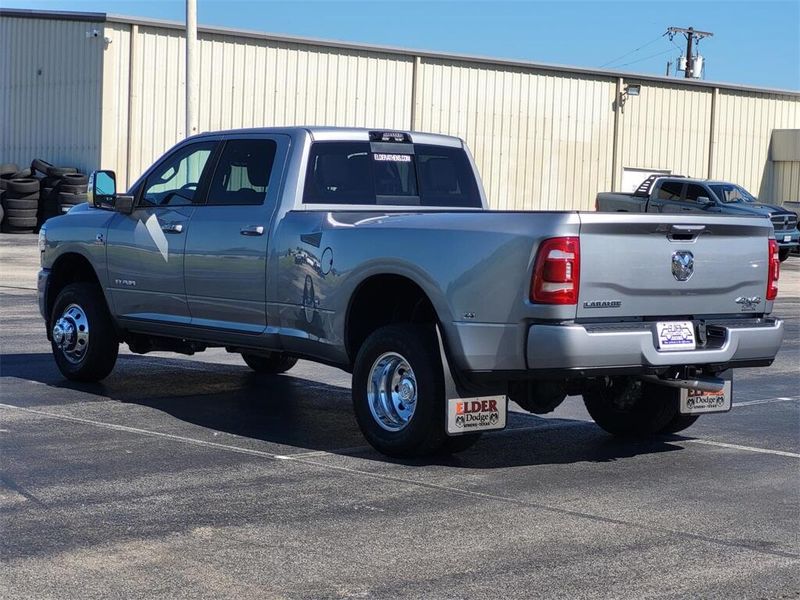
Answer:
[240,225,265,236]
[161,223,184,234]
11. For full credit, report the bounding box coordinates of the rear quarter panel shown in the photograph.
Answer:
[269,210,581,367]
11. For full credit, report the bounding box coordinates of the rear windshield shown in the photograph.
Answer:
[303,141,481,208]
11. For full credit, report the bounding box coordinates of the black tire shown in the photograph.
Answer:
[46,166,77,177]
[1,223,35,233]
[0,179,7,190]
[352,324,452,458]
[5,216,37,229]
[241,352,298,374]
[583,378,680,437]
[0,203,4,224]
[50,282,119,382]
[40,176,62,188]
[6,178,40,194]
[61,173,88,186]
[57,183,88,194]
[6,191,39,201]
[3,197,38,210]
[59,192,88,205]
[658,413,700,435]
[779,247,791,262]
[5,208,38,219]
[11,168,33,179]
[31,158,53,175]
[0,163,18,177]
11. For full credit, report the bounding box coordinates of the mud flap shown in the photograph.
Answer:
[435,324,508,436]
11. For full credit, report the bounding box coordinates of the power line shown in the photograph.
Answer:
[614,47,675,68]
[599,33,668,68]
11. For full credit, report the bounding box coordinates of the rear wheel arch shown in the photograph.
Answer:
[344,273,445,368]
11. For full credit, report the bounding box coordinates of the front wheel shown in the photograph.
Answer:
[778,247,791,262]
[50,283,119,382]
[352,324,480,458]
[583,378,693,437]
[241,352,297,374]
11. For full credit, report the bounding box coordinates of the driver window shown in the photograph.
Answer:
[142,141,216,206]
[685,184,708,202]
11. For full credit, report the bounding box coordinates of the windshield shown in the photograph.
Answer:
[709,183,757,204]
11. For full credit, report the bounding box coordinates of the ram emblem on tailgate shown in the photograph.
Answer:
[671,251,694,281]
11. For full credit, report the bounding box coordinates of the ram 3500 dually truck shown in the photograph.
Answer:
[38,128,785,457]
[596,174,800,261]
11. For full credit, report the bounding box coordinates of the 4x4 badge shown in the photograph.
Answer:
[735,296,762,311]
[671,251,694,281]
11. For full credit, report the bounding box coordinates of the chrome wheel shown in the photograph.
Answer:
[52,303,89,364]
[367,352,418,432]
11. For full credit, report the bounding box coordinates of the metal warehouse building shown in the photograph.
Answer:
[2,8,799,209]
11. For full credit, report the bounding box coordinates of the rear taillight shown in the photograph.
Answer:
[531,237,580,304]
[767,239,780,301]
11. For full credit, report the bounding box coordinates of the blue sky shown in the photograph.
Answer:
[5,0,799,90]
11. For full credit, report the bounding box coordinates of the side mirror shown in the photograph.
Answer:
[696,196,713,206]
[89,170,135,214]
[89,170,117,206]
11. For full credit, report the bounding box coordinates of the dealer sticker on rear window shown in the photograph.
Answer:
[373,153,411,162]
[447,396,507,435]
[656,321,696,351]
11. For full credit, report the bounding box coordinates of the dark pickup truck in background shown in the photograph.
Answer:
[596,175,800,261]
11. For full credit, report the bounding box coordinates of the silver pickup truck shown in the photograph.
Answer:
[38,127,785,457]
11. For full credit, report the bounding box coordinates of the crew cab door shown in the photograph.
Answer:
[183,134,289,334]
[106,140,218,324]
[647,180,684,213]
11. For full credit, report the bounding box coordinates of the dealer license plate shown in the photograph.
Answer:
[446,396,507,435]
[656,321,696,351]
[680,381,732,414]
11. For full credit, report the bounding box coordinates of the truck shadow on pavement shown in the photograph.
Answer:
[2,352,685,469]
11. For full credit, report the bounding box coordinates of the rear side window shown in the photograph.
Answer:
[206,139,277,205]
[657,181,683,200]
[303,141,481,208]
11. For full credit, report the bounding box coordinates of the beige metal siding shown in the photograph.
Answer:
[0,16,103,172]
[414,58,616,210]
[118,26,414,186]
[100,23,131,187]
[763,161,800,203]
[713,91,800,195]
[618,81,713,182]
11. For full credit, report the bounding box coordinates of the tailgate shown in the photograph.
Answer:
[576,213,772,318]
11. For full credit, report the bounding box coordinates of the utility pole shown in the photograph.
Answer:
[185,0,198,138]
[667,26,713,79]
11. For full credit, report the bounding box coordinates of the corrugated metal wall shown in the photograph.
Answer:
[766,161,800,203]
[0,16,104,173]
[116,25,414,186]
[414,59,616,210]
[617,80,713,182]
[2,13,798,207]
[712,91,800,195]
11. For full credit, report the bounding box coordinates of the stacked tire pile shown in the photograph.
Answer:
[0,159,87,234]
[0,164,38,234]
[32,159,88,219]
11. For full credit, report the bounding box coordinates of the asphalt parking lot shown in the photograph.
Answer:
[1,233,798,599]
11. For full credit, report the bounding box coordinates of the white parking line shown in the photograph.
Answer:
[682,438,800,458]
[734,396,799,407]
[2,401,798,561]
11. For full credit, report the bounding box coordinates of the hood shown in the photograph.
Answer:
[720,201,793,217]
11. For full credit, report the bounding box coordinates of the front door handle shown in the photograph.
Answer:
[240,225,265,236]
[161,222,184,234]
